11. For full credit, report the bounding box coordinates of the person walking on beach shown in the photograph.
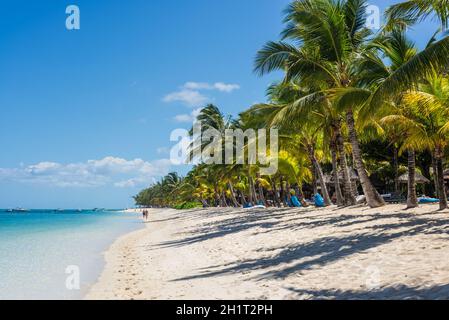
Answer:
[142,209,148,221]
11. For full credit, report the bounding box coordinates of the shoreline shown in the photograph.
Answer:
[86,205,449,300]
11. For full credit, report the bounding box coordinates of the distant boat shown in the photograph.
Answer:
[11,208,29,213]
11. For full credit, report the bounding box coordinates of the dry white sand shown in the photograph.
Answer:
[86,204,449,300]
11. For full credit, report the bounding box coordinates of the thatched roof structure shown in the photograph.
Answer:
[318,169,359,185]
[398,173,430,184]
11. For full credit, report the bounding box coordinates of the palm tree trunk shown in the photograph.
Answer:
[406,150,418,209]
[435,146,448,210]
[221,191,228,207]
[330,140,344,206]
[238,189,247,206]
[307,144,332,206]
[335,123,356,205]
[280,177,288,206]
[272,181,281,207]
[346,111,385,208]
[249,175,259,204]
[432,151,439,197]
[312,168,318,194]
[247,174,254,205]
[286,182,292,205]
[393,146,399,193]
[200,197,209,208]
[256,173,268,206]
[214,186,221,207]
[228,182,240,207]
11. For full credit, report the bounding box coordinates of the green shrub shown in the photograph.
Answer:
[174,201,202,210]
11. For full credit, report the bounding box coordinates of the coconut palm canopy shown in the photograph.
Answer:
[135,0,449,211]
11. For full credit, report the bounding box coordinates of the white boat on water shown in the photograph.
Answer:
[11,208,30,213]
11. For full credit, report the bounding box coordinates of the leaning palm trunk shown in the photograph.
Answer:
[200,198,209,208]
[256,173,268,206]
[406,150,418,209]
[257,184,267,206]
[249,176,259,204]
[335,124,356,205]
[246,174,254,205]
[272,181,281,207]
[286,182,292,204]
[330,140,344,206]
[346,111,385,208]
[435,146,448,210]
[311,168,318,194]
[221,191,228,207]
[279,177,288,206]
[228,182,240,207]
[238,189,247,206]
[307,145,331,206]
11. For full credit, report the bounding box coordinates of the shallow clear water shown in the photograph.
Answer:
[0,210,143,300]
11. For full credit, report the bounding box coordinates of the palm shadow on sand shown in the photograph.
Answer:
[155,207,449,299]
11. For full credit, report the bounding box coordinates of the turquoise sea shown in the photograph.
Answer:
[0,209,143,300]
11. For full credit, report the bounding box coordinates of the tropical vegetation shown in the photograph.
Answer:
[135,0,449,211]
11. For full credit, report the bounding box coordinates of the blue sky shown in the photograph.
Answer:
[0,0,440,208]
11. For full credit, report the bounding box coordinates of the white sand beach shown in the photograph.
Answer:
[86,205,449,300]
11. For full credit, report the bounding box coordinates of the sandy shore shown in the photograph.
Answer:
[86,204,449,300]
[121,208,146,213]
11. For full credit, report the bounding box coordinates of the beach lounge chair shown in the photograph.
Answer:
[291,195,302,208]
[383,192,406,204]
[418,197,439,204]
[314,193,325,207]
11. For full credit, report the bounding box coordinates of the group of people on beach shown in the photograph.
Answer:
[242,189,324,209]
[142,209,149,221]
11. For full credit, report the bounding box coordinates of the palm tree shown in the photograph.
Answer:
[358,28,420,208]
[380,72,449,210]
[255,0,384,207]
[357,26,449,208]
[405,73,449,210]
[245,83,333,206]
[386,0,449,30]
[134,0,449,211]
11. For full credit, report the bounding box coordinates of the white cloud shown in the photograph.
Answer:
[0,157,172,189]
[173,108,202,123]
[183,82,212,90]
[173,114,193,123]
[163,81,240,107]
[183,82,240,93]
[213,82,240,93]
[163,89,209,107]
